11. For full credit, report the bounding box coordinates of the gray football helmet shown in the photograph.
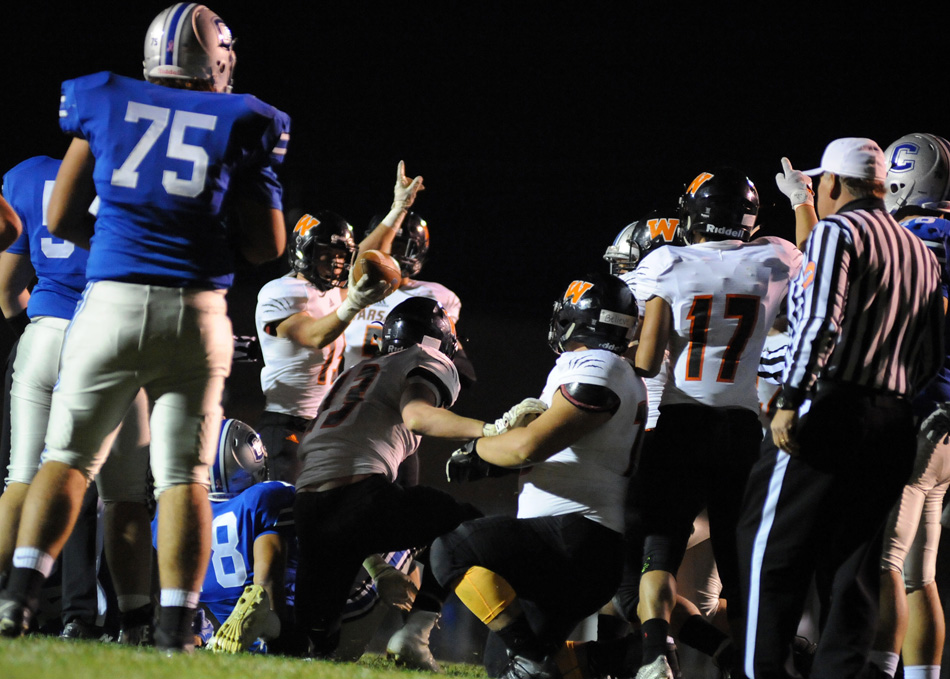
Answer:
[884,133,950,213]
[209,419,267,501]
[603,210,687,275]
[143,3,236,93]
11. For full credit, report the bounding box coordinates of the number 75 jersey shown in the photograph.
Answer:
[59,72,290,289]
[634,237,801,412]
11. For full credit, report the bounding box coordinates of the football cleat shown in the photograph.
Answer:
[60,619,101,640]
[0,596,31,638]
[386,610,443,673]
[500,653,561,679]
[207,584,280,654]
[635,655,675,679]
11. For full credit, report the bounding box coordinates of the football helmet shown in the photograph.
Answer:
[381,297,457,359]
[679,168,759,242]
[210,419,267,501]
[548,272,638,355]
[143,3,236,93]
[367,212,429,278]
[289,211,357,291]
[603,210,687,275]
[884,133,950,213]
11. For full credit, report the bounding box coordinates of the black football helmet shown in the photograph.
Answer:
[209,419,268,501]
[381,297,457,359]
[678,168,759,243]
[289,211,357,290]
[367,211,429,278]
[548,272,638,355]
[603,210,688,275]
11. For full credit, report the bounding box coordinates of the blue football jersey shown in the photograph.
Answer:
[59,72,290,289]
[2,156,89,320]
[152,481,296,625]
[903,215,950,412]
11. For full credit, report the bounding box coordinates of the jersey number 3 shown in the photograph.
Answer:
[111,101,217,198]
[686,294,759,383]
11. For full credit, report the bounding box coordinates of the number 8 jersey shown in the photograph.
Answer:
[634,237,801,412]
[58,71,290,289]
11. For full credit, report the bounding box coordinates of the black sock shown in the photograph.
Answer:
[497,615,545,661]
[157,606,196,648]
[677,614,732,657]
[5,566,47,607]
[641,618,670,664]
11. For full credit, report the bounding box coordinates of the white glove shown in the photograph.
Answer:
[392,160,424,211]
[372,564,418,612]
[336,269,393,323]
[482,398,548,437]
[775,157,814,209]
[920,402,950,444]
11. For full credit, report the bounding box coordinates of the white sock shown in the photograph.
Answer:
[867,650,899,677]
[11,547,55,578]
[904,666,940,679]
[160,589,199,609]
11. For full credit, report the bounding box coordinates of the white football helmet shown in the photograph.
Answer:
[209,419,267,501]
[884,133,950,213]
[143,3,236,93]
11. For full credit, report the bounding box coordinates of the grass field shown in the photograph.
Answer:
[0,636,489,679]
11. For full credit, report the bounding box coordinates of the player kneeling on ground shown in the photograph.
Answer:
[430,272,647,679]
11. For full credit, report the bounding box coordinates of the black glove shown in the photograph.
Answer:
[445,439,518,483]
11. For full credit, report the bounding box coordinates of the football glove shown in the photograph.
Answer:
[336,269,393,322]
[920,402,950,444]
[775,157,814,209]
[232,334,262,364]
[482,398,548,437]
[371,564,418,612]
[392,160,425,212]
[446,439,518,483]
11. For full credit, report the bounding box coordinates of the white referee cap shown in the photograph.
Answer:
[804,137,886,181]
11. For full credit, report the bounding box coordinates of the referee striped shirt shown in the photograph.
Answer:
[783,197,944,405]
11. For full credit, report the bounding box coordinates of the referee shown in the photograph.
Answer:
[737,138,944,679]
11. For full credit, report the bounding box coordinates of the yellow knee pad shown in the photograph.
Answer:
[454,566,517,625]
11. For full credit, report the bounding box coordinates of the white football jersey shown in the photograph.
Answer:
[517,349,647,534]
[256,274,345,419]
[634,237,801,412]
[621,268,672,429]
[295,344,460,489]
[341,279,460,372]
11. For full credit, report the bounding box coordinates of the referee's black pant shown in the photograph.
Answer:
[737,384,915,679]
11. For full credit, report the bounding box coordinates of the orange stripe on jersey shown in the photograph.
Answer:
[686,172,714,196]
[565,280,594,304]
[648,217,681,242]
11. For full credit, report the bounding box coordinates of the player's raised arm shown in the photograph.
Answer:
[0,194,22,252]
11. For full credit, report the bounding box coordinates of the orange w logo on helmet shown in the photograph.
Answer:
[647,218,681,242]
[564,280,594,304]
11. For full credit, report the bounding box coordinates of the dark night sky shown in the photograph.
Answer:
[2,3,947,506]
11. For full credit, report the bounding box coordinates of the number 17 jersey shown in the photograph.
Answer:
[634,237,801,412]
[58,71,290,289]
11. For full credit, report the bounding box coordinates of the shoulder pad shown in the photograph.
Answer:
[558,382,621,413]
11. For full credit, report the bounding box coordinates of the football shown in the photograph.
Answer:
[352,250,402,291]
